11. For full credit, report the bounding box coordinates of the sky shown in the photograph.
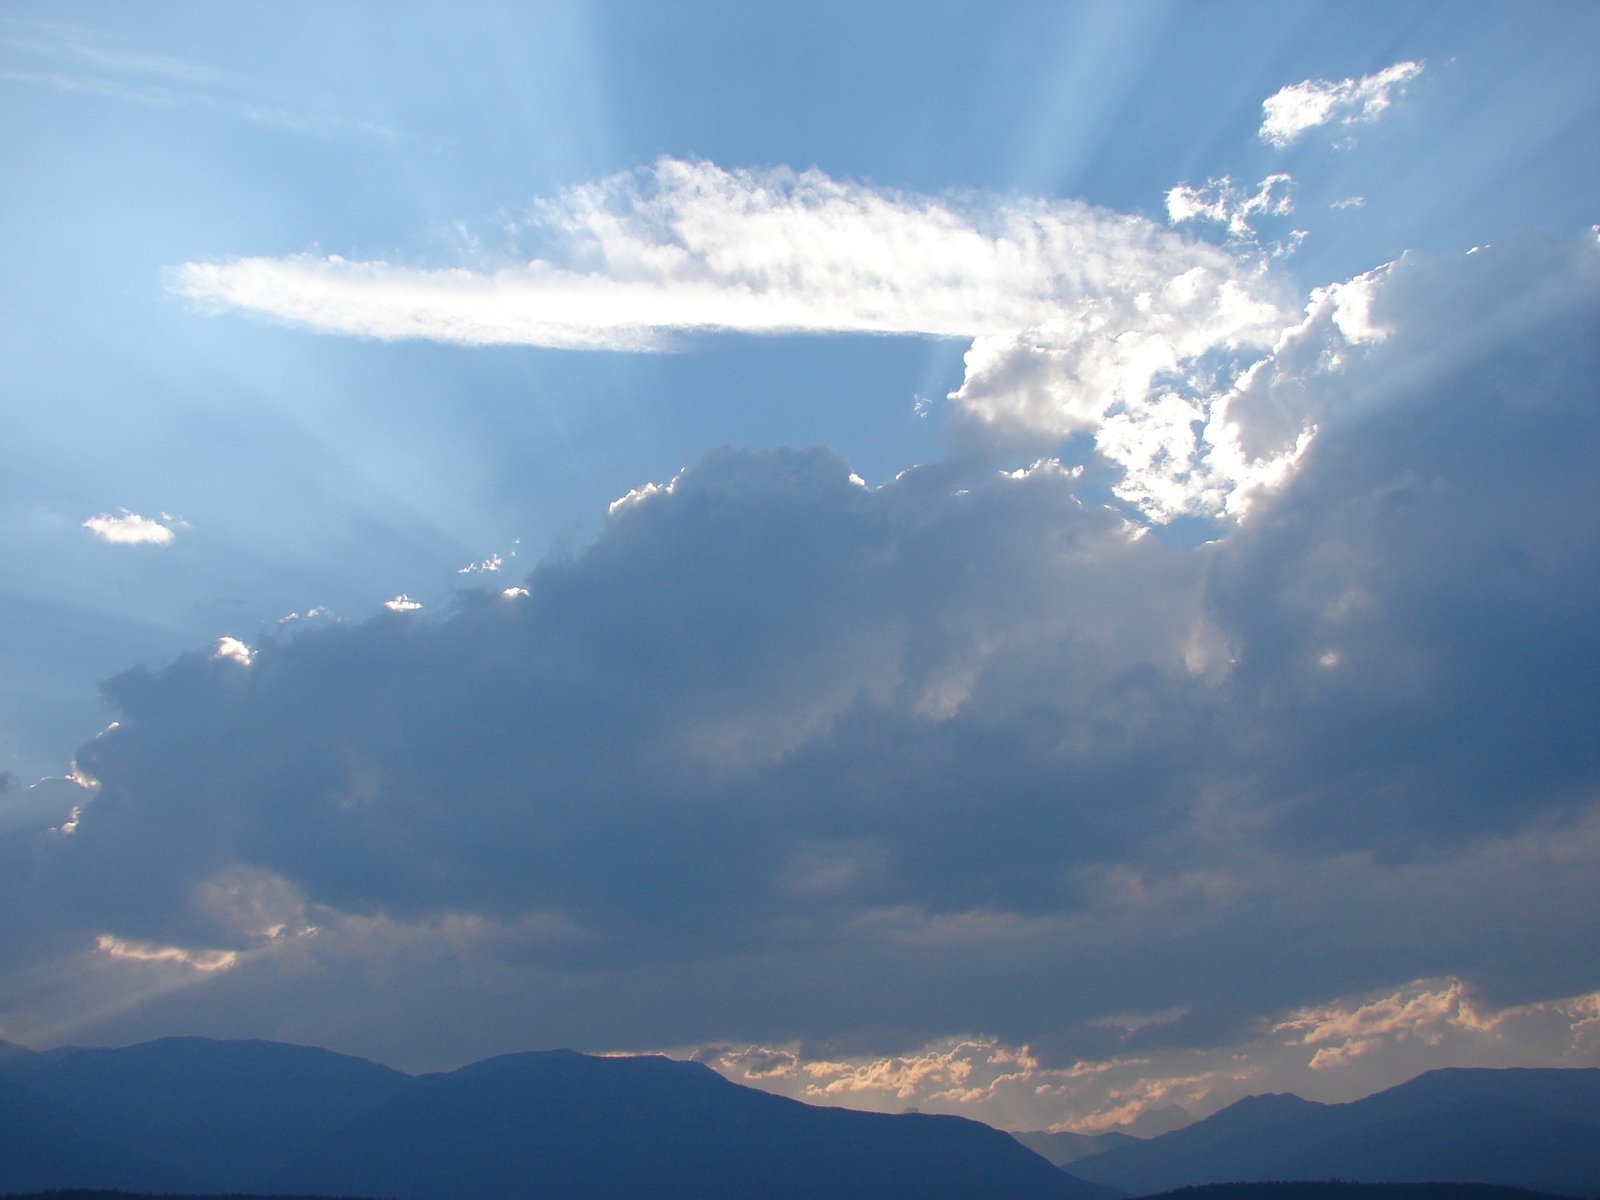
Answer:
[2,0,1599,1134]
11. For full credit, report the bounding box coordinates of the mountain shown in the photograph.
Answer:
[0,1035,410,1192]
[1066,1068,1600,1198]
[1113,1103,1194,1138]
[0,1038,35,1065]
[281,1047,1121,1200]
[0,1037,1106,1200]
[1012,1126,1141,1166]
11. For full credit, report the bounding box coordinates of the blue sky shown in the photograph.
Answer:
[2,1,1598,1132]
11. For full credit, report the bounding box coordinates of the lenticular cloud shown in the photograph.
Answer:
[172,158,1302,519]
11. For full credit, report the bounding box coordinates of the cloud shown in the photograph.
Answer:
[210,637,254,667]
[2,234,1596,1124]
[1166,174,1294,240]
[81,509,180,545]
[0,17,399,138]
[1259,61,1424,148]
[96,933,238,973]
[0,772,96,835]
[171,158,1295,522]
[694,978,1600,1130]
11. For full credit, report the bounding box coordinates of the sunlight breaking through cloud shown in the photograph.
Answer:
[171,158,1303,522]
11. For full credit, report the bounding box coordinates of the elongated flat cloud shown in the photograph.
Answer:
[1260,61,1423,147]
[82,509,179,545]
[171,159,1294,521]
[172,158,1263,348]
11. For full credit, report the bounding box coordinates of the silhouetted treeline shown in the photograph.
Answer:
[1137,1183,1594,1200]
[4,1182,1597,1200]
[0,1193,389,1200]
[0,1196,390,1200]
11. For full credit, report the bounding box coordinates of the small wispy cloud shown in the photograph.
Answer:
[95,933,237,973]
[1260,60,1423,148]
[1166,173,1293,239]
[0,17,398,139]
[82,509,182,546]
[384,594,423,613]
[279,605,335,624]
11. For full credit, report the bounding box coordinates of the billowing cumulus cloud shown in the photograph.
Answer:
[1259,60,1424,147]
[170,159,1295,522]
[3,231,1596,1129]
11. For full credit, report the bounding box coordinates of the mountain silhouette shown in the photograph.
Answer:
[0,1036,409,1192]
[1065,1068,1600,1197]
[0,1037,1106,1200]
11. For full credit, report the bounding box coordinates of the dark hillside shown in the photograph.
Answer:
[278,1048,1111,1200]
[1069,1070,1600,1197]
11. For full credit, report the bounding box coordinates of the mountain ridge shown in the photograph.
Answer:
[0,1036,1107,1200]
[1066,1067,1600,1197]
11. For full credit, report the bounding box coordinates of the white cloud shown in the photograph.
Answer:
[278,605,335,624]
[383,594,422,612]
[608,473,681,517]
[171,158,1272,349]
[1166,174,1293,239]
[210,636,254,667]
[82,509,179,545]
[1260,61,1424,148]
[172,158,1296,522]
[95,933,238,973]
[1274,979,1600,1073]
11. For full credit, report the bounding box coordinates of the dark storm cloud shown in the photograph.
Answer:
[4,232,1597,1068]
[27,444,1197,948]
[1207,235,1600,856]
